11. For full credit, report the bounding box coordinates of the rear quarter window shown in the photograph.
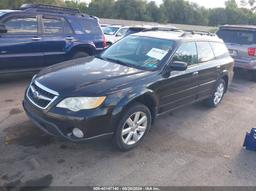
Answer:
[210,42,229,58]
[77,18,102,35]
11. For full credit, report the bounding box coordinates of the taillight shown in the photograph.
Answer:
[103,35,107,48]
[248,48,256,56]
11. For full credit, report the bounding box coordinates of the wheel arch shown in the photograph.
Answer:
[112,89,159,125]
[69,43,97,56]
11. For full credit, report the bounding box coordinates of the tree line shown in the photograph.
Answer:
[1,0,256,26]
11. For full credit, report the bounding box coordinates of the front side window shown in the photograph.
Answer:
[196,42,215,63]
[42,17,72,34]
[100,35,175,70]
[173,42,198,65]
[5,17,37,34]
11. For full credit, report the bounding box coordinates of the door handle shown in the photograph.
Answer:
[216,65,221,69]
[193,71,199,75]
[65,36,75,41]
[32,37,41,41]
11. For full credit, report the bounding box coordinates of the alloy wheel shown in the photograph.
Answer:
[121,111,148,146]
[213,82,225,105]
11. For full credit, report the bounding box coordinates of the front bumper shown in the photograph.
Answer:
[23,99,114,142]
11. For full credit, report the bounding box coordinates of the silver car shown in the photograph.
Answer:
[217,25,256,81]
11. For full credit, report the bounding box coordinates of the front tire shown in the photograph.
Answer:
[113,103,151,151]
[206,79,226,108]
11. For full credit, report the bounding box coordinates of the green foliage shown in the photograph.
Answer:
[1,0,256,26]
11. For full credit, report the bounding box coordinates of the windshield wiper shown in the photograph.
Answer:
[102,57,130,67]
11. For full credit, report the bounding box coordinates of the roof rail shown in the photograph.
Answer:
[181,30,216,37]
[143,27,182,33]
[20,4,81,15]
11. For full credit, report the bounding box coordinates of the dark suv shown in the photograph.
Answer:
[23,30,234,151]
[0,4,106,75]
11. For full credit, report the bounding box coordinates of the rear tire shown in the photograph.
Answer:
[72,52,89,59]
[205,79,226,108]
[113,103,151,151]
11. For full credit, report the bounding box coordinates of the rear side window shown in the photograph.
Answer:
[217,29,256,45]
[78,19,102,35]
[173,42,198,65]
[210,42,229,58]
[196,42,215,63]
[42,17,72,35]
[4,17,37,34]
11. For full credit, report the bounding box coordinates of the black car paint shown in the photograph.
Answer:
[23,39,234,141]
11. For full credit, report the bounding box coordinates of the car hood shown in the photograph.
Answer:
[35,57,152,96]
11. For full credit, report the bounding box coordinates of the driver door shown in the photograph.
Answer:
[156,42,200,114]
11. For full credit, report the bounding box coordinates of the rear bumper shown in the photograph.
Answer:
[23,99,114,142]
[234,59,256,70]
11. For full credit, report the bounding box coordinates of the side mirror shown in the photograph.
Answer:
[0,23,7,34]
[168,61,188,71]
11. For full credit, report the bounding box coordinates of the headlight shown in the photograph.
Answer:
[56,97,106,112]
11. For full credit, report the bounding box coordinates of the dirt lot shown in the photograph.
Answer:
[0,73,256,187]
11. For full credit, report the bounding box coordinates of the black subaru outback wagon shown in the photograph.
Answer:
[23,30,234,151]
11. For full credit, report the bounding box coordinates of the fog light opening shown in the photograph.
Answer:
[72,128,84,138]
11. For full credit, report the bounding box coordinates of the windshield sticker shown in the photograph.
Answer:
[146,48,168,60]
[143,58,158,68]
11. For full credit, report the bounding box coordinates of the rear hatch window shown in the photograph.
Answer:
[217,29,256,45]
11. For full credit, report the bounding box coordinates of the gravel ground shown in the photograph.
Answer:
[0,73,256,187]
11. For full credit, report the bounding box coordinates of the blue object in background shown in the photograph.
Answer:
[243,128,256,151]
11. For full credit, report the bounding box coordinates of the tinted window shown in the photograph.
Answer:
[217,29,256,45]
[173,42,198,65]
[103,26,120,35]
[116,28,128,36]
[5,17,37,34]
[42,17,72,34]
[100,35,175,70]
[210,42,229,57]
[196,42,215,63]
[78,19,102,35]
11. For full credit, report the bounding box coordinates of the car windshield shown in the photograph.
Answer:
[102,26,120,35]
[99,35,175,71]
[217,29,256,45]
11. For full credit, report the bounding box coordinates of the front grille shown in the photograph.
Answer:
[27,81,59,109]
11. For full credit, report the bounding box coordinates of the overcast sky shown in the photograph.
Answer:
[79,0,232,8]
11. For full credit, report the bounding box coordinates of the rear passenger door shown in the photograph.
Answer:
[0,14,43,71]
[196,41,220,100]
[157,42,200,113]
[40,15,74,66]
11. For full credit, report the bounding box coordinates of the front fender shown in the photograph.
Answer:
[111,87,158,118]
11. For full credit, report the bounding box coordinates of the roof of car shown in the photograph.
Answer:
[134,31,223,43]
